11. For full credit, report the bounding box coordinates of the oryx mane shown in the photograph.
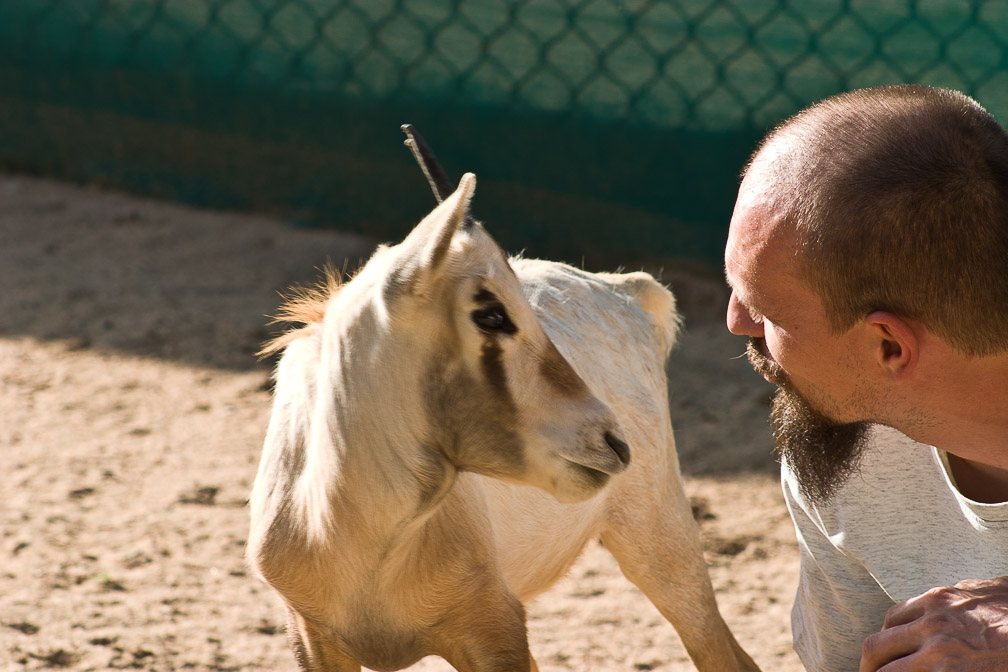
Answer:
[259,262,344,357]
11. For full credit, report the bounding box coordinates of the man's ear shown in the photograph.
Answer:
[865,311,918,380]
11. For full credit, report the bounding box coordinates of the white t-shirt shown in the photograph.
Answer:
[784,424,1008,672]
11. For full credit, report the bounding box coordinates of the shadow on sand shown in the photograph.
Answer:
[0,174,777,477]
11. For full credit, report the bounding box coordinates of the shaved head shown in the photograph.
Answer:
[746,85,1008,356]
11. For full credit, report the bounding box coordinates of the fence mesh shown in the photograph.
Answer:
[2,0,1006,265]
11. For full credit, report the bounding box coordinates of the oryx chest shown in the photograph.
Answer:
[337,613,429,671]
[318,547,449,669]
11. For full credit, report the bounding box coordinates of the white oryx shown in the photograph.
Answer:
[247,131,759,672]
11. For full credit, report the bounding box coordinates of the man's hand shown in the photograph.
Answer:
[859,577,1008,671]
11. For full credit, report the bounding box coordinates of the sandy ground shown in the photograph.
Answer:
[0,175,803,671]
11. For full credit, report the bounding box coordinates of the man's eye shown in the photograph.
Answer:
[471,304,516,334]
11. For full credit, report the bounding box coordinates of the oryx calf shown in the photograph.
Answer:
[247,133,760,672]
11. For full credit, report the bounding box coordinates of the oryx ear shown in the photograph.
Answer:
[389,173,476,296]
[420,172,476,271]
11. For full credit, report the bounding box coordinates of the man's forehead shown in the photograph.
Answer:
[725,176,801,308]
[726,181,789,269]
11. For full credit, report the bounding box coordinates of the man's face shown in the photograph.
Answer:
[746,338,871,504]
[725,172,874,503]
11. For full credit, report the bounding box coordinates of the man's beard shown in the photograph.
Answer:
[747,338,871,505]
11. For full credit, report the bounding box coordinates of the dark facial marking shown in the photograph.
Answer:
[473,288,498,304]
[480,339,515,408]
[422,354,525,477]
[538,341,589,398]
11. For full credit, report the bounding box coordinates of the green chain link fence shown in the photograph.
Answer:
[2,0,1007,266]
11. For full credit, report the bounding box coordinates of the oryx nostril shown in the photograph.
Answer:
[605,432,630,467]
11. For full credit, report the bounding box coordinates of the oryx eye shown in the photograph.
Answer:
[471,304,517,335]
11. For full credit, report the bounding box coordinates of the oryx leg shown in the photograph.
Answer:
[434,586,539,672]
[285,607,361,672]
[600,485,761,672]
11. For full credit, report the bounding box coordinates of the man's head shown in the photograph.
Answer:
[725,85,1008,502]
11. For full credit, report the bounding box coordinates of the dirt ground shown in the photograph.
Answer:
[0,175,803,671]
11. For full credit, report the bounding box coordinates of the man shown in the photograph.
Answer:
[724,84,1008,671]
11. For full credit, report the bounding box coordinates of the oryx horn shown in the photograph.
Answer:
[401,124,454,204]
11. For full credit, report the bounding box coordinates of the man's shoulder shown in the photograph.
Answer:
[784,424,1008,602]
[781,424,946,575]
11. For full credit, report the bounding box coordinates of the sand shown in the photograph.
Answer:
[0,175,803,671]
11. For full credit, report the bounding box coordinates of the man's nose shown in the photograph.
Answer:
[726,291,764,338]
